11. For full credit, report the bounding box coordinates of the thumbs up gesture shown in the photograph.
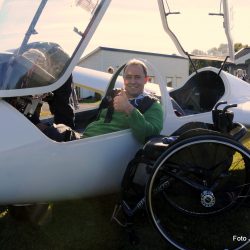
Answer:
[113,89,134,115]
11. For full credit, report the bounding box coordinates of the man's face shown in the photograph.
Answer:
[123,64,147,98]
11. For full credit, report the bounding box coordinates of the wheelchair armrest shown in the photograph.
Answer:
[143,136,169,160]
[143,136,179,160]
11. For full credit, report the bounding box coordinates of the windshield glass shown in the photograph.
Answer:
[160,0,232,60]
[0,0,100,91]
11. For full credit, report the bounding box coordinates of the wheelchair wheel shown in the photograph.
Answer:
[146,133,250,250]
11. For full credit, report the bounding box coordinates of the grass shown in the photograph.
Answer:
[40,97,100,117]
[243,134,250,149]
[1,193,249,250]
[0,195,170,250]
[78,96,100,104]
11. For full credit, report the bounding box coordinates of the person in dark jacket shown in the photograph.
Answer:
[47,74,75,129]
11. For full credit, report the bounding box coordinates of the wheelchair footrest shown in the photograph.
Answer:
[111,203,132,227]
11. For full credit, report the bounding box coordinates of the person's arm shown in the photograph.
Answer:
[127,102,163,143]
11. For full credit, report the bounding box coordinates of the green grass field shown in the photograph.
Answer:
[1,193,249,250]
[0,195,172,250]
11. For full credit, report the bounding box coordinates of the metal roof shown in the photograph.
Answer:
[235,47,250,60]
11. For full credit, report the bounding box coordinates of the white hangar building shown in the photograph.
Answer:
[78,46,189,89]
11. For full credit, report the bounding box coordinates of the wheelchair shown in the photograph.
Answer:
[112,102,250,250]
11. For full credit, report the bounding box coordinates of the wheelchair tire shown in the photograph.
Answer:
[146,133,250,250]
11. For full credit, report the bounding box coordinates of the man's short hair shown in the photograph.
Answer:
[123,59,148,77]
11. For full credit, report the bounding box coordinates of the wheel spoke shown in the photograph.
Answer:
[146,133,250,250]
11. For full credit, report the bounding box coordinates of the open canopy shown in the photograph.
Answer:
[157,0,235,62]
[0,0,110,97]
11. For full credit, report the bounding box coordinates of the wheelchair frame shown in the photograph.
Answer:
[112,102,250,250]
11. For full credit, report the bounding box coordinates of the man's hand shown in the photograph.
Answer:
[113,89,134,115]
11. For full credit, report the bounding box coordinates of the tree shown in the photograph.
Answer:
[207,47,219,56]
[189,59,221,74]
[207,44,228,56]
[234,43,248,52]
[189,43,249,74]
[191,49,206,55]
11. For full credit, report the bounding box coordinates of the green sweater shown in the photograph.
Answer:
[83,102,163,143]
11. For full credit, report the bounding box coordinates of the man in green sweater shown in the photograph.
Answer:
[83,59,163,144]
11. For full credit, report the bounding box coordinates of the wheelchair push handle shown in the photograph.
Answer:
[213,101,237,111]
[212,101,238,133]
[222,103,237,113]
[214,101,227,111]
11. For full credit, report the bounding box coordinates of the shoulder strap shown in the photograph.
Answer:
[97,64,126,122]
[130,95,158,114]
